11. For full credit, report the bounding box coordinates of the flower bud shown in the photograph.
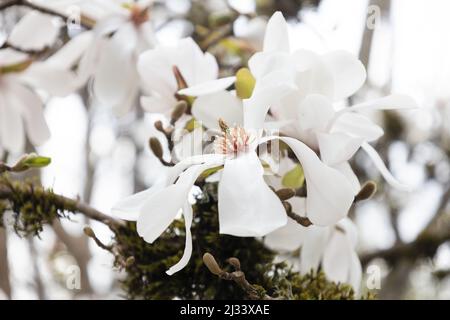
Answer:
[83,226,95,238]
[170,101,188,124]
[203,253,223,276]
[227,257,241,271]
[282,201,292,213]
[276,188,296,201]
[149,137,163,159]
[354,181,377,202]
[218,118,229,133]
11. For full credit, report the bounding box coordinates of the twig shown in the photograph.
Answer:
[202,253,274,300]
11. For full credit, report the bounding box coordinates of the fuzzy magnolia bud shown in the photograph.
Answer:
[154,120,164,132]
[149,137,163,159]
[227,257,241,271]
[203,253,223,276]
[83,226,95,238]
[170,101,188,124]
[354,181,377,202]
[276,188,296,201]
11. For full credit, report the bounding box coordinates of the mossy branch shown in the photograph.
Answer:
[0,176,122,235]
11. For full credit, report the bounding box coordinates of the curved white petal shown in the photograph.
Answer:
[317,132,363,166]
[323,51,366,100]
[173,127,204,161]
[248,51,293,80]
[111,187,162,221]
[332,162,360,195]
[8,83,50,146]
[166,202,193,275]
[137,161,221,243]
[192,91,243,130]
[271,137,355,226]
[348,94,418,112]
[264,197,307,251]
[218,152,287,237]
[8,11,60,51]
[263,11,290,53]
[178,77,236,97]
[0,48,29,66]
[361,142,412,191]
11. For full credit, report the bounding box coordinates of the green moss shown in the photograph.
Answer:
[114,184,360,300]
[0,176,73,236]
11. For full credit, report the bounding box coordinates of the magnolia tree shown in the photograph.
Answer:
[1,0,444,300]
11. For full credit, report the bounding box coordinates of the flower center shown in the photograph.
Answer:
[214,121,253,155]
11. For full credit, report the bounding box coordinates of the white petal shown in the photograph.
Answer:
[192,91,243,130]
[317,132,363,166]
[166,202,193,275]
[141,95,176,113]
[8,83,50,146]
[348,94,418,112]
[322,228,352,284]
[93,40,137,107]
[361,142,412,191]
[137,162,220,243]
[274,137,355,226]
[248,51,293,80]
[8,11,60,51]
[46,31,94,69]
[0,48,29,65]
[263,11,290,53]
[348,250,362,296]
[218,152,287,237]
[299,226,330,274]
[331,112,384,142]
[0,88,25,152]
[332,162,360,195]
[111,187,162,221]
[173,127,204,161]
[178,77,236,97]
[323,51,366,100]
[264,197,307,251]
[243,70,296,130]
[21,62,77,96]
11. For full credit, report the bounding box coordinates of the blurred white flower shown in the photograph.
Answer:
[47,0,157,114]
[138,37,235,114]
[0,49,77,153]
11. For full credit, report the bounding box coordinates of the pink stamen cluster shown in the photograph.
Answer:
[214,126,252,155]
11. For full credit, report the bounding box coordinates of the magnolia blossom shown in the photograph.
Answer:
[137,37,235,114]
[48,0,156,114]
[0,49,76,152]
[265,209,362,295]
[112,69,355,274]
[248,12,417,191]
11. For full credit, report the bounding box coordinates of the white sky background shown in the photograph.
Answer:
[4,0,450,298]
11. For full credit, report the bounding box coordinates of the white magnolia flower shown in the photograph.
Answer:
[47,0,156,114]
[248,11,417,191]
[0,49,76,153]
[112,74,355,275]
[265,209,362,295]
[138,37,235,114]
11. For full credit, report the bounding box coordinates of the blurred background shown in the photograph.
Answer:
[0,0,449,299]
